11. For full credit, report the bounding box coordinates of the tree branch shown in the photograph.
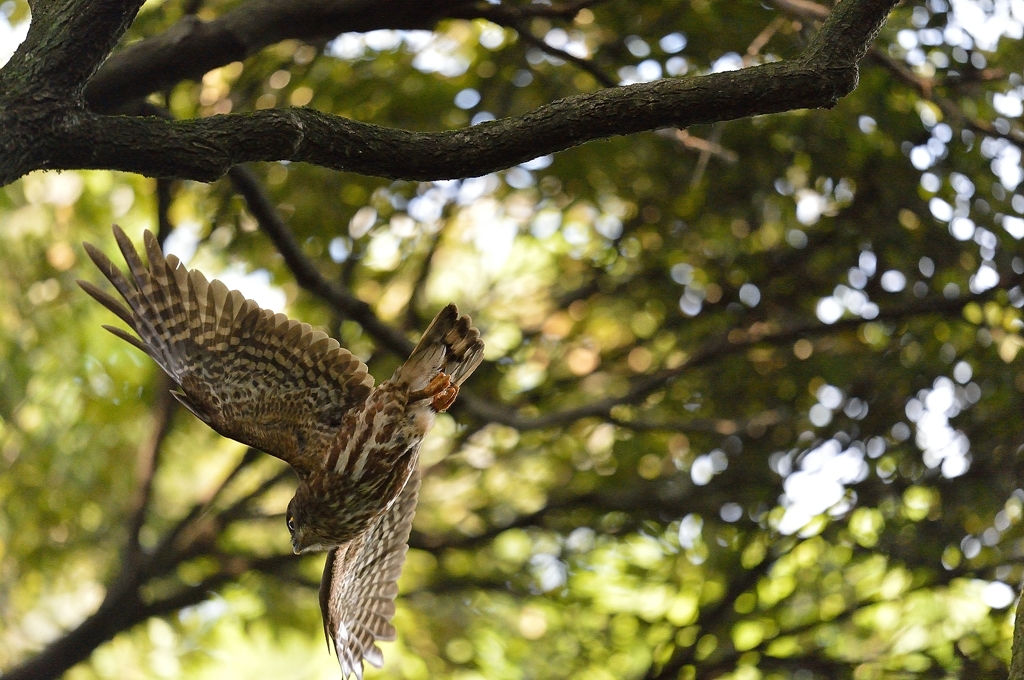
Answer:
[480,280,1020,431]
[6,0,143,101]
[1012,590,1024,680]
[122,377,176,570]
[6,60,855,185]
[82,0,607,113]
[801,0,894,69]
[84,0,475,112]
[609,408,787,436]
[2,0,900,186]
[645,544,775,680]
[230,153,1016,435]
[510,20,617,88]
[452,0,604,24]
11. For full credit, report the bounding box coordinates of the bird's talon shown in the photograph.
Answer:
[432,383,459,412]
[410,372,459,410]
[409,372,450,402]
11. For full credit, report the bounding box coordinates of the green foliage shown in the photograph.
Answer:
[2,0,1024,678]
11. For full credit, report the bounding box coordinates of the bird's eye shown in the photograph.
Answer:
[287,515,296,533]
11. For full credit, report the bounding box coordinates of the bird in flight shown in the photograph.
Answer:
[79,225,484,679]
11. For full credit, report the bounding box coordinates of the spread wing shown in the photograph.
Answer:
[78,225,374,475]
[320,470,420,680]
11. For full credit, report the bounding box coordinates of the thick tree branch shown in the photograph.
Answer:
[0,0,142,177]
[83,0,605,113]
[84,0,474,112]
[7,60,856,185]
[1,0,900,186]
[776,0,1024,145]
[801,0,893,68]
[6,0,142,100]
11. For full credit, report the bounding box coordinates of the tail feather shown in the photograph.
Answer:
[396,304,484,391]
[442,314,484,386]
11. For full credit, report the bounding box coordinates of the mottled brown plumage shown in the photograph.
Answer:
[320,470,420,678]
[79,225,484,679]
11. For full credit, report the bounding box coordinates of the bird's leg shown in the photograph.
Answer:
[408,372,460,412]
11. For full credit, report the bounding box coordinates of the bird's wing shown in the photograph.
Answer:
[320,469,420,680]
[78,225,374,475]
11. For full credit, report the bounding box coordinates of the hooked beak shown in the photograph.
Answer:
[291,534,323,555]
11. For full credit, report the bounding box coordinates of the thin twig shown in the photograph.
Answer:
[403,231,443,333]
[608,408,787,435]
[658,128,739,163]
[477,275,1024,431]
[512,20,617,88]
[690,122,724,188]
[122,378,176,567]
[746,16,787,61]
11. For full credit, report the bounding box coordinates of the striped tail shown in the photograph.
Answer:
[394,304,484,392]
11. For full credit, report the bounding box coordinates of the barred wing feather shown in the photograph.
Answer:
[320,470,420,680]
[78,225,374,475]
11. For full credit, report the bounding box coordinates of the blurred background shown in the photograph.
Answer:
[1,0,1024,677]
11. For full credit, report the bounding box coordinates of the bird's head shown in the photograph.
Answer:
[287,485,329,554]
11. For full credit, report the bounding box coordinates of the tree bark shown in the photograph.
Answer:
[85,0,472,111]
[1011,593,1024,680]
[0,0,899,186]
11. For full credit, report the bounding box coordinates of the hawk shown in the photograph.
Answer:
[78,225,484,679]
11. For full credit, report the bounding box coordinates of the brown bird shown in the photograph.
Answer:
[78,225,484,679]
